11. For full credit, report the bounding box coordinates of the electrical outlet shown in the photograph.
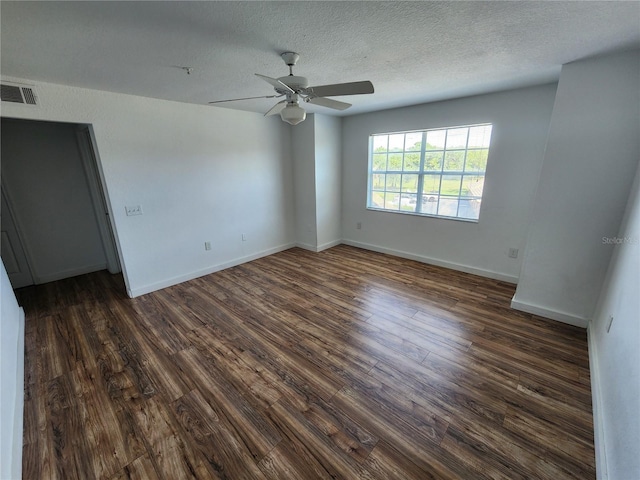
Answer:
[357,222,362,230]
[508,248,519,259]
[606,315,614,333]
[204,241,211,251]
[125,205,143,216]
[242,233,247,241]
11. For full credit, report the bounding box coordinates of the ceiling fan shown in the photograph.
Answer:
[209,52,374,125]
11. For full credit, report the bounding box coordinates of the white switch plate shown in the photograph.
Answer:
[125,205,143,216]
[205,241,212,251]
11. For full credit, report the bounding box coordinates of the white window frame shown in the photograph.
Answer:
[367,123,493,222]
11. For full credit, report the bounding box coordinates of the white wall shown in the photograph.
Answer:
[314,114,342,250]
[291,113,343,252]
[513,50,640,327]
[0,260,25,480]
[589,162,640,480]
[1,119,108,284]
[292,115,318,250]
[342,84,557,282]
[1,77,295,297]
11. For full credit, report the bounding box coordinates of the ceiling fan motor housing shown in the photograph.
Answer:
[276,75,309,94]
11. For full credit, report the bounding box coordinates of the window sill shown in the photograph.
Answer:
[366,206,479,223]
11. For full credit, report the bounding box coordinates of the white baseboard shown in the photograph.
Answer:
[35,262,107,284]
[127,242,295,298]
[588,324,608,480]
[130,238,519,298]
[295,242,317,252]
[316,239,342,252]
[342,239,519,284]
[510,298,589,328]
[296,239,342,253]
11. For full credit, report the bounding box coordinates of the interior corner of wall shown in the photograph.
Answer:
[510,297,589,328]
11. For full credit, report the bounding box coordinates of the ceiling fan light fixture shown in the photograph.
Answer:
[280,102,306,125]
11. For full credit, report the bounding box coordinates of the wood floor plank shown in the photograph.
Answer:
[330,387,484,479]
[370,359,508,424]
[257,438,334,480]
[20,245,595,479]
[171,389,268,480]
[285,386,379,464]
[44,371,86,480]
[68,365,145,479]
[173,348,282,461]
[187,325,282,409]
[442,409,596,480]
[109,454,160,480]
[359,440,436,480]
[265,398,368,479]
[502,406,596,469]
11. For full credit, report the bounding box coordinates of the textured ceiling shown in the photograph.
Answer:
[1,1,639,116]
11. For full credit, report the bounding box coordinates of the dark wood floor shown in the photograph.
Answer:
[18,245,595,479]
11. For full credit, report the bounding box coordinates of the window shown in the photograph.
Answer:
[368,124,492,221]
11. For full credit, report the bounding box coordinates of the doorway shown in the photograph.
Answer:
[0,118,121,289]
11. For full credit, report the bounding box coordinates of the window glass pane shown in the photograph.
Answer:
[404,132,422,151]
[388,153,403,170]
[426,130,446,150]
[389,134,404,152]
[372,135,388,152]
[441,175,462,195]
[464,149,488,172]
[367,124,491,222]
[423,174,441,194]
[384,192,399,210]
[444,151,465,171]
[401,194,417,211]
[371,191,384,208]
[386,174,401,192]
[424,152,443,171]
[401,174,419,193]
[421,195,438,215]
[458,197,481,220]
[438,197,459,217]
[461,175,484,197]
[371,174,386,190]
[404,152,420,171]
[468,125,492,148]
[446,128,468,149]
[372,153,387,171]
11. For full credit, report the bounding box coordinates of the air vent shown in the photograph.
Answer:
[1,82,39,106]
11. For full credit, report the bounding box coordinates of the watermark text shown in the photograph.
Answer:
[602,236,639,245]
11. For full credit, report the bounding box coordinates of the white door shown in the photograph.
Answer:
[1,187,34,288]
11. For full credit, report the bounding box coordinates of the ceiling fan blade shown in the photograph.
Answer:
[306,80,374,97]
[264,100,287,116]
[307,96,351,111]
[255,74,295,94]
[208,94,280,104]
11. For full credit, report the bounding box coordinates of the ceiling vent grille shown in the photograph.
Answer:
[1,82,39,105]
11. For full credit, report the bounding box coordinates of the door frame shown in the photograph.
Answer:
[75,125,122,275]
